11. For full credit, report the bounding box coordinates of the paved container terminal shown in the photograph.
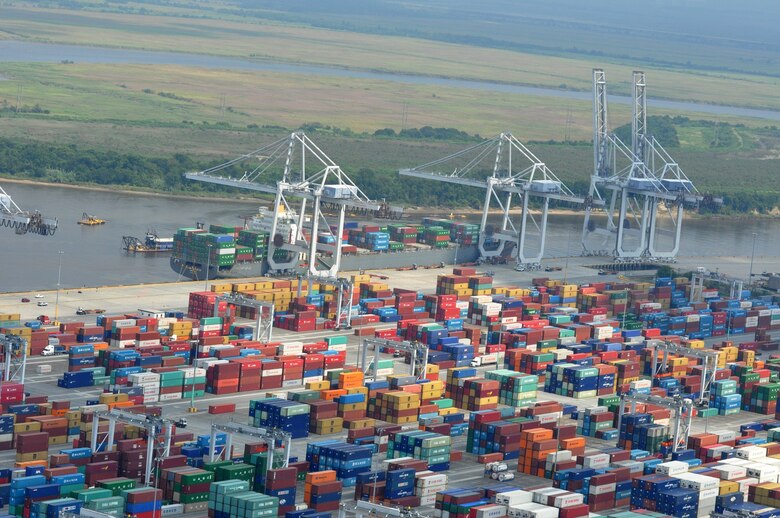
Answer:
[1,255,779,518]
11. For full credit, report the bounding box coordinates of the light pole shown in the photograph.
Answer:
[188,368,198,413]
[622,288,629,330]
[204,243,213,291]
[54,251,64,321]
[749,232,757,287]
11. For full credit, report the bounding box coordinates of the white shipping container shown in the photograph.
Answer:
[419,495,437,507]
[735,446,767,460]
[129,373,160,384]
[303,375,324,383]
[757,457,780,467]
[414,486,444,497]
[516,503,559,518]
[161,504,184,516]
[474,505,509,518]
[747,465,779,483]
[280,345,304,355]
[532,488,564,504]
[582,454,610,470]
[655,461,689,476]
[137,339,161,347]
[495,490,533,506]
[179,367,206,378]
[712,430,738,443]
[534,413,562,425]
[200,324,222,332]
[717,458,751,467]
[589,483,616,495]
[418,483,448,494]
[282,380,302,388]
[553,493,584,507]
[546,451,573,464]
[698,489,719,501]
[712,465,747,480]
[263,368,283,377]
[159,393,182,401]
[746,317,759,327]
[417,474,448,487]
[113,319,137,328]
[110,339,137,348]
[328,344,347,352]
[81,404,109,414]
[630,379,652,390]
[158,317,178,328]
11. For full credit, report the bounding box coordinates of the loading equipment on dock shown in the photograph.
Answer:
[340,501,430,518]
[90,409,181,487]
[616,393,694,453]
[298,274,355,330]
[359,338,429,381]
[0,334,27,384]
[214,293,275,343]
[208,421,292,479]
[649,339,720,405]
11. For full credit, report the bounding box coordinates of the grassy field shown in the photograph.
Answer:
[0,1,777,213]
[2,4,780,113]
[1,62,775,146]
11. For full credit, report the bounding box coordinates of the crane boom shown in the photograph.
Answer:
[0,185,58,236]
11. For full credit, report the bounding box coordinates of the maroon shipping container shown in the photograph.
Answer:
[16,432,49,453]
[126,488,162,503]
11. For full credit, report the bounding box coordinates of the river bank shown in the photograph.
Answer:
[1,176,769,220]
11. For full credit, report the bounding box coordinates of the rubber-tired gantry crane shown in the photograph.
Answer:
[0,184,57,236]
[616,393,694,453]
[400,133,589,271]
[581,70,703,263]
[185,131,381,278]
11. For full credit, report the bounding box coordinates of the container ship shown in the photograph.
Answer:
[170,207,480,280]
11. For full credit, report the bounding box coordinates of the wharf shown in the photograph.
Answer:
[0,253,778,514]
[5,253,778,321]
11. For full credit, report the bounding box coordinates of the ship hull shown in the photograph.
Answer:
[171,245,480,281]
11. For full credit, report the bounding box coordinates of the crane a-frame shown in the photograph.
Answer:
[581,69,702,262]
[185,131,380,278]
[400,133,589,270]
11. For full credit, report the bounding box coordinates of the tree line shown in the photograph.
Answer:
[0,136,777,215]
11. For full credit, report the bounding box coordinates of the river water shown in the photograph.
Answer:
[1,41,779,122]
[0,182,777,292]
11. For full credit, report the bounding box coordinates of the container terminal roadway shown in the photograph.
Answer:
[0,254,777,512]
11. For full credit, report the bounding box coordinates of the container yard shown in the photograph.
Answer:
[1,263,780,518]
